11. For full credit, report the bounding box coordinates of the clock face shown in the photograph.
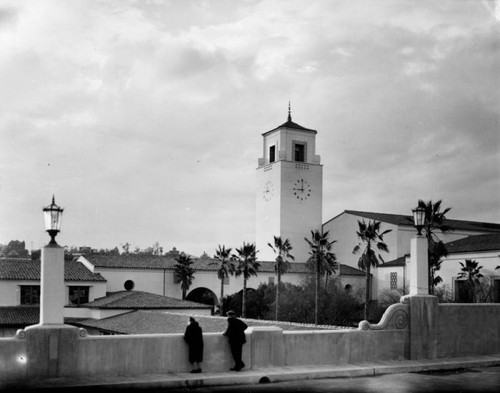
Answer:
[263,180,274,201]
[293,178,312,200]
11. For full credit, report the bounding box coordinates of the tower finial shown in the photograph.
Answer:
[288,101,292,122]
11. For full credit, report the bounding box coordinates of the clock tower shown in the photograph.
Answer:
[256,108,323,262]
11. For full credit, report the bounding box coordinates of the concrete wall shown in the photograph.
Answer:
[437,304,500,357]
[1,299,499,385]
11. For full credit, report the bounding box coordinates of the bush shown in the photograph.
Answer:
[434,283,454,303]
[377,288,405,308]
[222,278,363,326]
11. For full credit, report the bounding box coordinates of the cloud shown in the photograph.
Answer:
[0,0,498,254]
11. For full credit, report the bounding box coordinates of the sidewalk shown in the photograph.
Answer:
[6,354,500,391]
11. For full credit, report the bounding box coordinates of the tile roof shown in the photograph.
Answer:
[379,256,407,268]
[82,290,212,310]
[83,255,313,272]
[82,255,360,278]
[263,118,317,136]
[0,258,106,282]
[339,264,366,276]
[0,307,92,327]
[326,210,500,233]
[73,311,352,335]
[0,306,39,326]
[445,233,500,254]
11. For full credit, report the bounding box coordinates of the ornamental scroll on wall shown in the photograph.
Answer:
[357,299,409,331]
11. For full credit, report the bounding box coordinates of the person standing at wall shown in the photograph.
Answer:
[223,310,248,371]
[184,317,204,373]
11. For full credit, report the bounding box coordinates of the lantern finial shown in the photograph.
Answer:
[43,196,64,244]
[412,206,426,236]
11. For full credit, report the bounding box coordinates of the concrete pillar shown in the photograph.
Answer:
[23,325,81,379]
[248,326,284,368]
[40,243,65,325]
[409,235,428,296]
[408,295,438,359]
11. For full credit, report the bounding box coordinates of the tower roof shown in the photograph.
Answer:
[262,106,317,136]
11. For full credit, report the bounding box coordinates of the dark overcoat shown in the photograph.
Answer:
[184,321,204,363]
[223,317,248,345]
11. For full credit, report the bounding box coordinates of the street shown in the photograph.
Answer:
[39,366,500,393]
[163,366,500,393]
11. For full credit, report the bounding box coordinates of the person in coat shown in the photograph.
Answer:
[184,317,204,373]
[223,310,248,371]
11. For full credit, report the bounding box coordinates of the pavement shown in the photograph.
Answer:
[4,354,500,391]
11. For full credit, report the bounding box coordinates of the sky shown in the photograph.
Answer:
[0,0,499,256]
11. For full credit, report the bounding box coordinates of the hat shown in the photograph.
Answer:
[227,310,236,317]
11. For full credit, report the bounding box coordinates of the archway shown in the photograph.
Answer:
[186,287,218,307]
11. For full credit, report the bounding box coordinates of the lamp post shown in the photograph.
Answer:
[39,195,65,325]
[404,205,438,361]
[409,205,429,295]
[43,196,64,245]
[412,206,425,236]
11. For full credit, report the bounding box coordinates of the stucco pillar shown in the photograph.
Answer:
[407,295,438,360]
[248,326,284,368]
[409,235,428,296]
[22,242,83,380]
[40,243,65,325]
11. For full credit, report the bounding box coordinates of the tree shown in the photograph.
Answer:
[174,252,195,300]
[0,240,29,258]
[121,242,131,255]
[211,245,235,315]
[417,199,452,294]
[353,220,391,321]
[304,230,338,325]
[457,259,484,303]
[268,236,295,321]
[234,242,260,318]
[152,241,163,256]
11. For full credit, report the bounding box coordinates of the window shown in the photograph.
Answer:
[124,280,135,290]
[494,279,500,303]
[20,286,40,305]
[269,145,276,163]
[293,142,305,162]
[69,286,89,305]
[390,272,398,290]
[345,284,352,293]
[455,280,473,303]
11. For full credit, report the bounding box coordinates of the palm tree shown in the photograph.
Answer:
[304,230,338,325]
[211,245,235,315]
[353,220,391,321]
[174,252,195,300]
[457,259,483,303]
[234,242,260,318]
[268,236,295,321]
[417,199,452,294]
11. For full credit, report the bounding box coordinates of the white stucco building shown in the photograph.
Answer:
[256,111,323,262]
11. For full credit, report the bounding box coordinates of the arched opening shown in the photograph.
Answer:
[345,284,352,294]
[186,287,218,308]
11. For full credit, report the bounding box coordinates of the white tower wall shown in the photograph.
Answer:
[256,115,323,263]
